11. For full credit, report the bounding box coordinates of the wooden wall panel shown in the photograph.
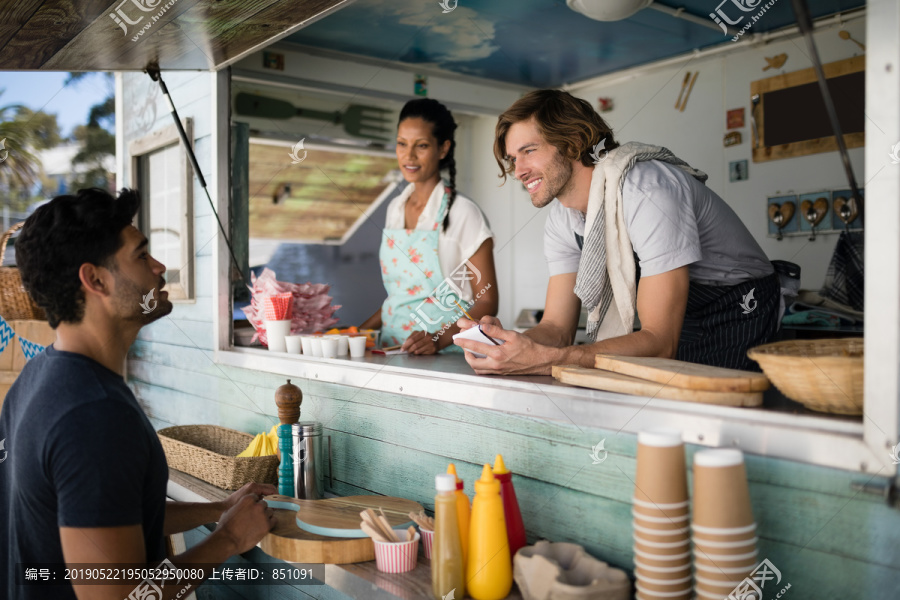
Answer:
[128,346,900,597]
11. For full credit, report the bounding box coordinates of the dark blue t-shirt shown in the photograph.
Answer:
[0,345,169,599]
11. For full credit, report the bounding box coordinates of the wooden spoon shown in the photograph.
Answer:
[360,521,389,543]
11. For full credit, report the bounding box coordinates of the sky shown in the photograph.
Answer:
[0,72,112,138]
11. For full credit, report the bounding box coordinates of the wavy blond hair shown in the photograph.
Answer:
[494,90,618,182]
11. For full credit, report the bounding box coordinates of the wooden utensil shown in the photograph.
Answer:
[675,72,691,109]
[552,366,763,407]
[409,510,435,531]
[407,526,417,541]
[594,355,769,392]
[360,521,389,543]
[361,508,399,542]
[264,495,420,538]
[679,72,698,112]
[838,30,865,51]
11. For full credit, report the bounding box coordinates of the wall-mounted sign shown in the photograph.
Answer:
[727,108,745,130]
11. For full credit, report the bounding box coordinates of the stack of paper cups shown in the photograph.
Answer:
[691,449,758,600]
[633,429,692,600]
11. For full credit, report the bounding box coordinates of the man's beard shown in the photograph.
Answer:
[531,151,574,209]
[114,273,173,325]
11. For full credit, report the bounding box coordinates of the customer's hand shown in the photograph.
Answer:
[221,482,276,516]
[215,493,276,555]
[402,330,439,355]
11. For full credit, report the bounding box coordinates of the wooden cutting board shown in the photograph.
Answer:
[594,354,770,392]
[259,495,423,564]
[552,366,763,407]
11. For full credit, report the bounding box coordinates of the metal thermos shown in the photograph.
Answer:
[292,421,324,500]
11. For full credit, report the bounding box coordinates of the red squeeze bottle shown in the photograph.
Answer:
[492,454,526,560]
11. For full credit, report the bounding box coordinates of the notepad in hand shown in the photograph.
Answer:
[452,326,505,358]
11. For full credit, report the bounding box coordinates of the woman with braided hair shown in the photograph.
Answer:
[361,98,498,354]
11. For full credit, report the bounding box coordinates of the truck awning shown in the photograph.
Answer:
[0,0,353,71]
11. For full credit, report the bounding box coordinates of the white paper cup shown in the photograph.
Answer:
[285,335,303,354]
[334,335,349,357]
[300,336,315,356]
[264,320,291,352]
[309,337,323,357]
[348,335,367,358]
[373,529,419,573]
[320,337,338,358]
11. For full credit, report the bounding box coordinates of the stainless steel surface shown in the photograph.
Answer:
[292,421,324,500]
[217,347,889,474]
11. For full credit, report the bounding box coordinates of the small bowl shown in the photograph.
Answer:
[373,528,419,573]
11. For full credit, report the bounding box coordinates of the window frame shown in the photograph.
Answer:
[209,18,900,477]
[128,119,195,301]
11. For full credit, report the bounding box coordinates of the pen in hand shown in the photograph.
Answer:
[453,299,500,346]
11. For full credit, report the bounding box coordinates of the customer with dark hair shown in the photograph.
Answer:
[456,90,778,373]
[361,98,499,353]
[0,188,276,600]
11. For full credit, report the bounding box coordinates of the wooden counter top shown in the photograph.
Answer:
[168,469,523,600]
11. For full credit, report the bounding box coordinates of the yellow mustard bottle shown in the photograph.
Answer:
[432,474,466,600]
[467,464,512,600]
[446,463,471,565]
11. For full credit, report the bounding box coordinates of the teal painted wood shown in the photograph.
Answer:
[129,347,900,597]
[278,424,294,497]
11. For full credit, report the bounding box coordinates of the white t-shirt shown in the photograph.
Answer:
[544,160,773,285]
[385,181,493,301]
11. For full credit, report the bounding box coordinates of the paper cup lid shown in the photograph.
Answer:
[694,448,744,467]
[638,428,683,447]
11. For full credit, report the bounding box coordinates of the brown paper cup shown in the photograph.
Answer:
[692,449,754,529]
[695,585,742,600]
[635,562,692,582]
[695,575,745,594]
[693,536,758,557]
[633,522,690,544]
[636,574,693,593]
[634,547,692,568]
[633,507,691,530]
[635,429,688,505]
[636,587,693,600]
[692,522,757,543]
[636,590,693,600]
[634,534,690,556]
[694,560,754,582]
[693,546,758,566]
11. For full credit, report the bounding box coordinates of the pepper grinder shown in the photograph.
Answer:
[275,379,303,497]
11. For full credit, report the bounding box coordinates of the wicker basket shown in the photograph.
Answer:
[157,425,278,490]
[747,338,863,415]
[0,222,46,321]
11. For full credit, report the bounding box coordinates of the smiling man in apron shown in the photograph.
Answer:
[361,98,498,353]
[455,90,780,374]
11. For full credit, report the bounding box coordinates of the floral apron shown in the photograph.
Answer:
[379,187,462,352]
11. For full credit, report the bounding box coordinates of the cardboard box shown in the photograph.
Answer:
[0,319,56,412]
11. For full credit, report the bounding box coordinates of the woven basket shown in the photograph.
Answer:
[0,222,46,321]
[157,425,278,490]
[747,338,863,415]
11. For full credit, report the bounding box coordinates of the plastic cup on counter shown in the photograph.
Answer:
[334,335,350,357]
[264,320,292,352]
[285,335,303,354]
[348,335,367,358]
[320,337,338,358]
[300,336,315,356]
[373,528,419,573]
